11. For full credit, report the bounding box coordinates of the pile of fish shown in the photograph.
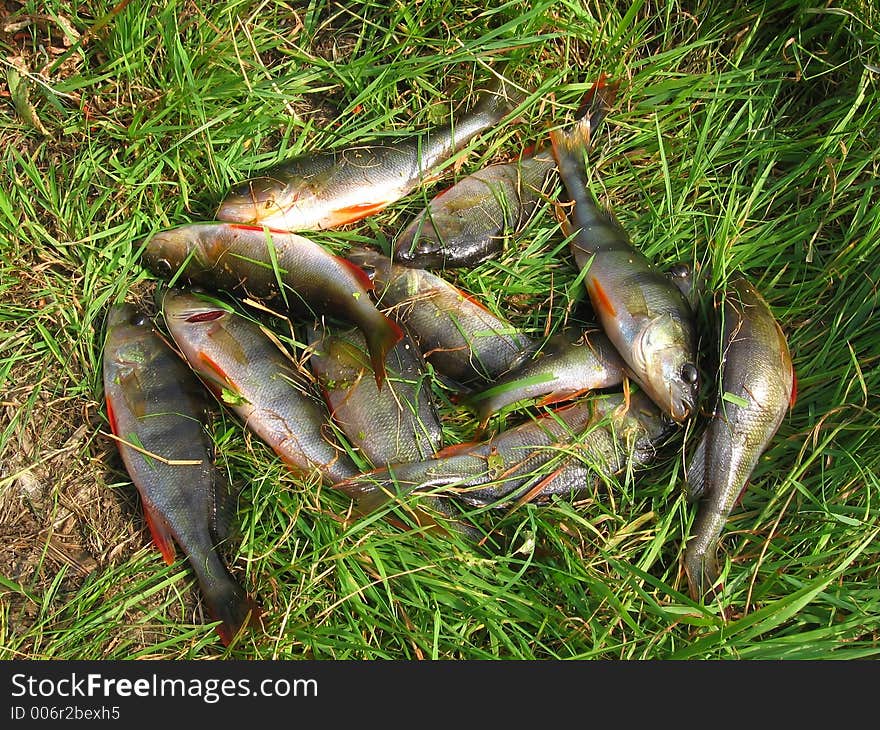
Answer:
[102,68,796,645]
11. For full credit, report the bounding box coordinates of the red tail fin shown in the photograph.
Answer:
[574,74,621,137]
[365,315,404,390]
[209,590,262,647]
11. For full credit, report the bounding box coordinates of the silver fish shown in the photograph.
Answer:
[684,275,796,600]
[160,289,359,485]
[336,390,674,511]
[217,72,523,231]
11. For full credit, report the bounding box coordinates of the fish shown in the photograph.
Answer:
[306,324,443,466]
[392,76,620,270]
[345,246,533,387]
[549,113,699,422]
[335,389,674,512]
[306,323,483,541]
[159,288,359,485]
[141,221,402,387]
[216,71,524,232]
[683,275,796,601]
[102,302,258,646]
[392,151,557,269]
[467,328,627,429]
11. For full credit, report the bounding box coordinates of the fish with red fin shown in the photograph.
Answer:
[549,88,699,422]
[142,222,402,387]
[394,75,620,270]
[345,246,533,388]
[102,302,259,646]
[159,289,359,485]
[217,70,524,232]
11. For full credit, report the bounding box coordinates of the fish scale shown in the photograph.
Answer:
[141,221,403,387]
[305,323,484,540]
[336,390,674,511]
[160,289,359,485]
[102,303,257,646]
[550,115,699,422]
[394,152,557,269]
[345,246,533,387]
[306,324,444,466]
[216,73,524,232]
[684,275,795,600]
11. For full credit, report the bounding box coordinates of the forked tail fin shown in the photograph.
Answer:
[574,74,621,138]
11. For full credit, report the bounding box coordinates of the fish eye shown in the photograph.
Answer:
[669,263,690,279]
[156,258,173,276]
[129,312,149,327]
[681,363,699,384]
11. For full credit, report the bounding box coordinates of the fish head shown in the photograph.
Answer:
[667,262,693,298]
[394,214,455,268]
[106,302,149,332]
[598,389,676,464]
[625,390,679,462]
[142,226,204,278]
[217,176,303,226]
[104,303,154,362]
[633,313,699,422]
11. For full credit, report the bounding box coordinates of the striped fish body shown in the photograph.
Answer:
[217,75,523,231]
[142,222,402,386]
[684,276,796,600]
[550,116,699,422]
[337,391,672,511]
[345,247,533,387]
[394,152,557,269]
[307,325,443,466]
[102,303,256,646]
[160,289,359,485]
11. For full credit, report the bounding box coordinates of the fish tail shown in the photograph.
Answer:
[684,543,721,602]
[573,74,621,138]
[550,115,626,254]
[405,496,485,546]
[190,548,261,646]
[334,474,396,513]
[337,478,483,544]
[549,115,593,179]
[365,314,404,389]
[202,569,262,647]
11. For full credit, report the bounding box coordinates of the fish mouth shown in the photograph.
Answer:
[668,393,696,422]
[396,237,438,261]
[143,230,186,272]
[217,177,289,224]
[395,218,444,262]
[396,242,445,268]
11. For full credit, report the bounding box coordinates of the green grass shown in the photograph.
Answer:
[1,0,879,659]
